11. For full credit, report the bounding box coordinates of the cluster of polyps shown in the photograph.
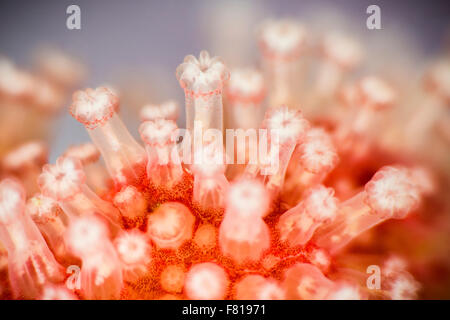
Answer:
[0,18,448,300]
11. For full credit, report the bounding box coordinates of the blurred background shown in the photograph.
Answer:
[0,0,449,160]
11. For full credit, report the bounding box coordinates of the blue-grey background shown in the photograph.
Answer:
[0,0,449,160]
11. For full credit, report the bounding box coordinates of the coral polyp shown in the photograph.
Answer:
[0,16,449,301]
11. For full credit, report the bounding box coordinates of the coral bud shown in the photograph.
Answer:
[283,263,335,299]
[113,185,147,219]
[160,265,185,293]
[193,224,217,251]
[65,215,123,299]
[146,202,195,250]
[70,87,146,186]
[219,179,270,263]
[140,100,179,122]
[278,185,339,247]
[115,230,151,282]
[176,50,229,134]
[314,166,420,253]
[0,179,64,299]
[38,156,121,233]
[139,119,183,187]
[184,262,229,300]
[234,275,285,300]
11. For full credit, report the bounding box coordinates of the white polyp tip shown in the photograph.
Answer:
[185,262,229,300]
[69,87,118,129]
[115,230,151,266]
[26,194,60,223]
[426,59,450,100]
[383,255,408,278]
[139,119,178,147]
[321,33,362,69]
[0,179,26,224]
[359,76,396,109]
[259,19,307,58]
[38,156,86,201]
[302,185,339,222]
[31,79,64,113]
[0,58,35,98]
[264,106,310,143]
[227,179,270,218]
[408,166,436,196]
[2,141,48,171]
[365,166,420,219]
[147,202,193,245]
[41,284,78,300]
[114,185,142,206]
[140,104,163,121]
[63,143,100,166]
[176,50,230,94]
[388,275,420,300]
[227,68,265,101]
[299,128,339,174]
[35,48,85,87]
[66,215,109,256]
[160,100,179,120]
[328,283,362,300]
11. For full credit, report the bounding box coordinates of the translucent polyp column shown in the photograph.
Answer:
[146,202,195,250]
[282,263,335,299]
[69,87,146,186]
[38,156,121,234]
[63,142,109,193]
[65,215,123,300]
[325,283,364,300]
[219,179,271,264]
[0,179,65,299]
[139,119,183,188]
[140,100,180,122]
[1,140,48,196]
[26,194,72,263]
[191,142,229,209]
[277,185,339,247]
[258,19,307,108]
[283,128,339,205]
[184,262,229,300]
[114,230,151,282]
[314,166,420,254]
[381,256,420,300]
[314,32,362,99]
[245,106,310,194]
[176,50,230,149]
[226,68,265,130]
[234,275,285,300]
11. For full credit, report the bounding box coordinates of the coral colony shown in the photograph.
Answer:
[1,19,450,301]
